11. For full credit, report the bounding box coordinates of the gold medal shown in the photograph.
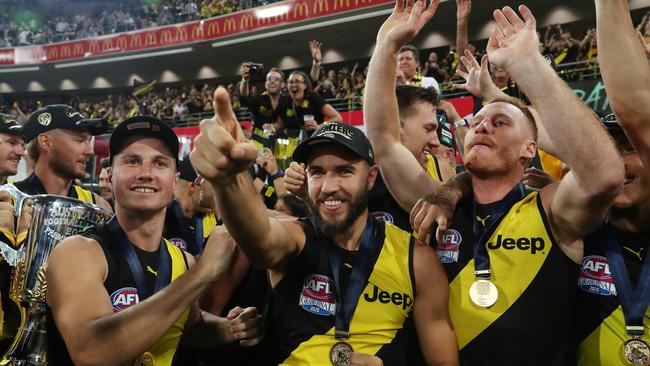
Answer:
[469,279,498,308]
[330,341,353,366]
[623,338,650,365]
[135,352,155,366]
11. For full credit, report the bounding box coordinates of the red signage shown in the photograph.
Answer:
[0,0,393,66]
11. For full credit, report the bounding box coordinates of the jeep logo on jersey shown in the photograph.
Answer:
[299,274,337,316]
[110,287,140,312]
[364,285,413,311]
[169,237,187,250]
[371,211,394,224]
[436,229,461,263]
[486,235,545,254]
[578,255,617,296]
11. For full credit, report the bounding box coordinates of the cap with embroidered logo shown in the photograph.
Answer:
[292,121,374,164]
[22,104,108,142]
[109,116,179,164]
[0,113,23,136]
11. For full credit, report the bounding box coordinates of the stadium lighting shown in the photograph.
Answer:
[0,66,40,73]
[53,47,194,69]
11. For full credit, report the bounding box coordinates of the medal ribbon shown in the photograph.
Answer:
[603,222,650,337]
[326,216,378,340]
[106,216,171,301]
[472,183,525,279]
[194,214,204,254]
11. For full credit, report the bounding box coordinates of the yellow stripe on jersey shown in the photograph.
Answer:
[73,185,94,204]
[281,224,414,366]
[449,192,553,349]
[577,305,650,366]
[425,154,443,182]
[202,212,218,239]
[137,240,189,366]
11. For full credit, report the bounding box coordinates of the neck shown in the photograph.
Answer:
[332,211,369,251]
[0,176,6,185]
[470,171,522,204]
[115,204,166,252]
[34,162,73,196]
[610,204,650,233]
[292,91,304,103]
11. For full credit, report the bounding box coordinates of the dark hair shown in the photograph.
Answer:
[100,157,111,169]
[487,97,538,141]
[398,45,420,62]
[289,71,313,91]
[28,140,40,162]
[278,193,310,217]
[396,85,440,120]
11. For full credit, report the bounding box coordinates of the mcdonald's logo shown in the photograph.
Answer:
[102,38,114,52]
[224,18,236,33]
[161,30,174,44]
[257,16,270,26]
[333,0,349,10]
[116,36,127,50]
[273,11,290,22]
[89,41,100,54]
[207,21,220,37]
[73,43,83,56]
[47,47,58,60]
[61,45,71,58]
[240,14,254,29]
[191,25,203,40]
[145,32,157,46]
[177,27,188,42]
[294,1,309,17]
[312,0,327,14]
[130,34,143,48]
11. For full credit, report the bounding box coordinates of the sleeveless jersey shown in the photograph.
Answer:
[267,218,416,365]
[437,191,577,365]
[47,225,190,365]
[369,154,442,232]
[568,224,649,366]
[14,173,96,204]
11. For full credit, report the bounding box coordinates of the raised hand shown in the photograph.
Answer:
[309,40,322,63]
[283,161,308,199]
[190,87,258,185]
[410,189,460,245]
[376,0,440,50]
[456,0,471,20]
[487,5,541,71]
[453,50,505,102]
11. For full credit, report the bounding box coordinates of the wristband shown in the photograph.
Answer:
[270,171,285,180]
[454,118,468,129]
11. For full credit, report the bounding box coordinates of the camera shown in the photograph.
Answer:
[249,63,264,77]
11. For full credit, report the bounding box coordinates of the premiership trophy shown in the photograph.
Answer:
[0,185,112,365]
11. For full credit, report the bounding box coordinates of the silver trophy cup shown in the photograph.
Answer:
[0,185,112,365]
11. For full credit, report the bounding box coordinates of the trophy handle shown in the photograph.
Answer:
[0,184,30,267]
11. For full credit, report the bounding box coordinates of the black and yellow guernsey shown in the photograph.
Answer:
[568,224,649,365]
[47,223,190,365]
[436,187,577,365]
[267,217,416,365]
[14,173,95,204]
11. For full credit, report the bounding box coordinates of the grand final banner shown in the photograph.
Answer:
[0,0,392,66]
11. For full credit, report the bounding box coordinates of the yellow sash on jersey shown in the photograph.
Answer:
[73,185,95,204]
[202,212,218,239]
[425,154,443,182]
[449,192,553,349]
[281,224,414,365]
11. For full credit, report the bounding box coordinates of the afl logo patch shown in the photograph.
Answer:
[169,238,187,250]
[37,112,52,126]
[436,229,461,263]
[110,287,140,312]
[371,211,394,224]
[298,274,337,316]
[578,255,617,296]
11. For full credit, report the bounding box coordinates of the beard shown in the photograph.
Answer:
[309,189,368,239]
[49,148,86,180]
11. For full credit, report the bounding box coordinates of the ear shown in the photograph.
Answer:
[366,164,379,191]
[173,172,180,191]
[108,166,114,185]
[37,133,53,154]
[520,140,537,163]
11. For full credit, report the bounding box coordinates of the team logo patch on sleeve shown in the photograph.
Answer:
[436,229,461,263]
[578,255,617,296]
[110,287,140,312]
[299,274,337,316]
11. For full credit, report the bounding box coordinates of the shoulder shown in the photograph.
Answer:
[48,235,108,282]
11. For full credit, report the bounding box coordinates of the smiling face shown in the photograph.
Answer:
[110,137,177,214]
[613,152,650,210]
[306,145,377,238]
[463,102,537,179]
[287,72,308,98]
[265,70,285,96]
[400,102,440,168]
[0,133,24,178]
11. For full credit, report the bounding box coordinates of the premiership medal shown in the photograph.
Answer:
[623,338,650,366]
[469,279,498,308]
[135,352,155,366]
[330,341,353,366]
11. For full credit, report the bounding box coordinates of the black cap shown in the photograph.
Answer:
[22,104,108,142]
[178,157,198,182]
[0,113,23,136]
[109,116,179,164]
[438,123,455,149]
[292,122,374,164]
[600,113,633,153]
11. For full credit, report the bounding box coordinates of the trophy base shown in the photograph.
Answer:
[1,302,47,366]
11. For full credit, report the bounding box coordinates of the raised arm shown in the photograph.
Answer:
[309,40,323,82]
[190,88,305,271]
[239,63,251,97]
[455,0,471,58]
[595,0,650,166]
[364,0,443,213]
[488,6,623,251]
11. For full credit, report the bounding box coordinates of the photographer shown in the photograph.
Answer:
[239,63,289,149]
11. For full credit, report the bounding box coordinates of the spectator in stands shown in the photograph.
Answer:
[399,45,440,92]
[423,51,448,83]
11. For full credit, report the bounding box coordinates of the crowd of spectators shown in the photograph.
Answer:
[0,0,279,48]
